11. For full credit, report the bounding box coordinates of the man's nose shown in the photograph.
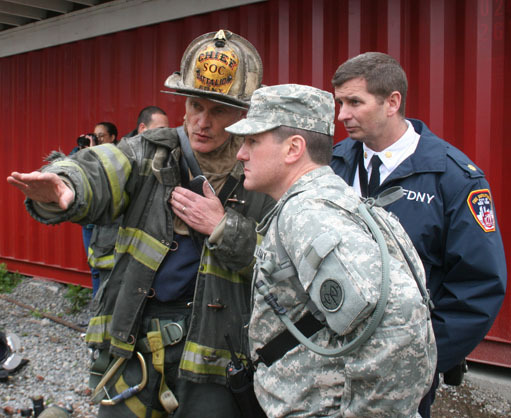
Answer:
[197,111,212,128]
[337,105,351,122]
[237,143,248,161]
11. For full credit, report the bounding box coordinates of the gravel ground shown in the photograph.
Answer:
[432,380,511,417]
[1,277,510,418]
[0,277,97,417]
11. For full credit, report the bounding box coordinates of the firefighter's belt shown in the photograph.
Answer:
[136,319,188,353]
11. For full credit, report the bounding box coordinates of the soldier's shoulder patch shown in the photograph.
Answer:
[320,279,344,312]
[467,189,495,232]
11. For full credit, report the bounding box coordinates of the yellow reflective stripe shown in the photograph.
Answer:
[180,341,230,377]
[90,144,131,219]
[53,160,93,222]
[85,315,112,344]
[111,336,135,353]
[85,315,133,352]
[200,247,243,283]
[116,227,168,271]
[88,251,115,269]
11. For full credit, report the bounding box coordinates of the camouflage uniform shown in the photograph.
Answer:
[226,84,437,417]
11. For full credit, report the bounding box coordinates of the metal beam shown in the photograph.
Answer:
[0,2,47,20]
[4,0,72,14]
[0,0,266,58]
[0,11,30,25]
[67,0,100,6]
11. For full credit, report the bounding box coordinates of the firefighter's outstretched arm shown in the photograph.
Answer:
[7,171,74,210]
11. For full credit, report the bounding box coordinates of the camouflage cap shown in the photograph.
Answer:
[225,84,335,136]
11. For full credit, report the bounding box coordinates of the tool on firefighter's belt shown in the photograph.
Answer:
[91,355,126,403]
[224,334,266,418]
[91,352,148,406]
[101,352,147,406]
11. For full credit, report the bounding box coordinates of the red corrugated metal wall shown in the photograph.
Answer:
[1,0,509,364]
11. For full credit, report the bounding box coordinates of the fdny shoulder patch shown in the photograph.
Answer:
[467,189,496,232]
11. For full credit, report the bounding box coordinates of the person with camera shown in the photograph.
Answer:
[7,30,273,418]
[71,132,98,154]
[86,122,122,298]
[69,124,120,297]
[94,121,118,145]
[69,131,103,296]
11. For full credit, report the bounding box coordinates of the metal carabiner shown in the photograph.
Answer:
[92,352,148,406]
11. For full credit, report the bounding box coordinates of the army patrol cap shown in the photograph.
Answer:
[163,29,263,109]
[225,84,335,136]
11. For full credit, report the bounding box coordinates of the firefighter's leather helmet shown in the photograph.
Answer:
[163,30,263,109]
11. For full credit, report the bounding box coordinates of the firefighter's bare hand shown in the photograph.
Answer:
[170,183,225,236]
[7,171,75,210]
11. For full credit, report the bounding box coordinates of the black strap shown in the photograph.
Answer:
[368,155,383,197]
[254,312,324,367]
[217,175,238,206]
[177,125,202,178]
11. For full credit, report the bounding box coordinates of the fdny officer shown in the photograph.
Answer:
[7,30,273,417]
[329,52,507,417]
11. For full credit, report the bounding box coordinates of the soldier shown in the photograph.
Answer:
[227,84,436,417]
[7,30,274,417]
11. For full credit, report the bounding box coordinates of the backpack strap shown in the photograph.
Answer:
[176,125,202,178]
[254,312,323,367]
[255,191,393,359]
[367,187,434,312]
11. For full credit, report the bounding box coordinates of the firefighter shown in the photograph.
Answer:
[7,30,273,417]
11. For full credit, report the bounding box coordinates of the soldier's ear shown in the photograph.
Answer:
[284,135,307,164]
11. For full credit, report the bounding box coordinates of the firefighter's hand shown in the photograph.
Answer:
[170,183,225,236]
[7,171,75,210]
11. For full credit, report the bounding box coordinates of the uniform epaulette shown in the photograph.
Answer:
[445,144,484,179]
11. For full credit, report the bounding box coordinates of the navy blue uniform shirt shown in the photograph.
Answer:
[331,118,507,372]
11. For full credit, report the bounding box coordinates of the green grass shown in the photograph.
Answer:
[63,284,92,313]
[0,262,91,313]
[0,263,23,293]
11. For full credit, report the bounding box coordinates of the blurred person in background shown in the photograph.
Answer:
[123,106,169,138]
[94,122,118,145]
